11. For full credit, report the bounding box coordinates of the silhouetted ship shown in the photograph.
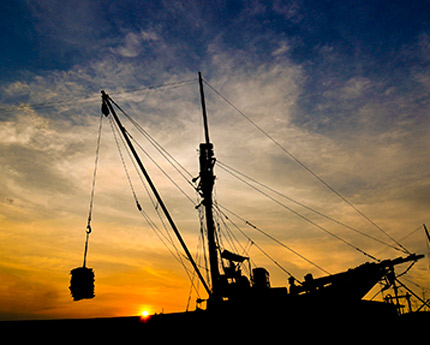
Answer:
[3,73,428,340]
[96,73,428,337]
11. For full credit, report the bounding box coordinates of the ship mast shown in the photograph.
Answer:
[198,72,221,301]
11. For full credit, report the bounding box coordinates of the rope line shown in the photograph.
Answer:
[83,112,104,267]
[108,116,141,210]
[107,95,197,196]
[0,79,197,114]
[108,111,203,296]
[203,79,410,255]
[214,204,298,279]
[216,204,330,276]
[217,160,406,254]
[216,162,379,262]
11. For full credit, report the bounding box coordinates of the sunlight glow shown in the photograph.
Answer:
[140,309,151,322]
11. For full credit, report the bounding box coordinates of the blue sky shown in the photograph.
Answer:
[0,0,429,320]
[2,0,429,133]
[2,1,429,77]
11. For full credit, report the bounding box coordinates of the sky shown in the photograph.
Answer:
[1,0,430,321]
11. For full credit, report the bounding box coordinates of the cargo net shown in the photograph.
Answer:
[69,267,95,301]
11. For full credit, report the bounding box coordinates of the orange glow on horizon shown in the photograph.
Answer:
[140,309,152,322]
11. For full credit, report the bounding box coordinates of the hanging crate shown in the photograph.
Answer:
[69,267,95,301]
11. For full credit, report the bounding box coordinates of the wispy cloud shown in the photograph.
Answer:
[113,30,161,58]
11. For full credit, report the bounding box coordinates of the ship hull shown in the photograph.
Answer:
[2,309,428,342]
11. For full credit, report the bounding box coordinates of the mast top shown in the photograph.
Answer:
[198,72,211,144]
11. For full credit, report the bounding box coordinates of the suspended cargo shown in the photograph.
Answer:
[69,267,95,301]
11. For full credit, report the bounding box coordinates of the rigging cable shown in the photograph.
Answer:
[197,203,211,284]
[217,160,406,255]
[213,201,245,257]
[106,105,204,297]
[105,86,195,183]
[216,204,330,276]
[106,94,198,199]
[129,134,196,205]
[108,115,142,211]
[216,161,379,262]
[83,112,104,268]
[186,229,208,311]
[107,85,336,276]
[109,113,178,246]
[0,79,197,114]
[107,86,333,277]
[109,114,181,252]
[121,112,391,271]
[104,98,352,278]
[203,79,410,255]
[214,204,299,279]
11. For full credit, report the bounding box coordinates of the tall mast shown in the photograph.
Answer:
[198,72,220,299]
[101,90,211,296]
[199,72,211,144]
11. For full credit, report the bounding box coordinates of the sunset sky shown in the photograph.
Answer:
[1,0,429,321]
